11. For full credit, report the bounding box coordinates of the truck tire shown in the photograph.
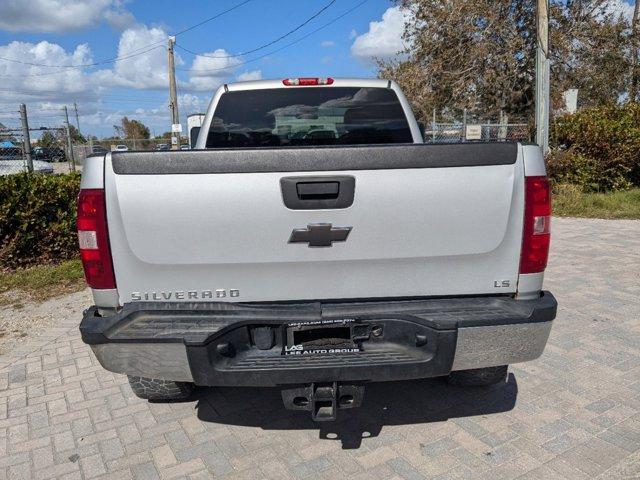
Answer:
[127,376,194,401]
[447,365,508,387]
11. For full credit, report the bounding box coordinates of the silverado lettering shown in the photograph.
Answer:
[130,289,240,301]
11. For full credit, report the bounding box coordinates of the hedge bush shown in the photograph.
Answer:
[549,103,640,192]
[546,148,633,192]
[0,173,80,269]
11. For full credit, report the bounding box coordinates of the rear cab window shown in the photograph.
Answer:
[206,87,412,148]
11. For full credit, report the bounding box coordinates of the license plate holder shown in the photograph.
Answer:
[284,320,362,355]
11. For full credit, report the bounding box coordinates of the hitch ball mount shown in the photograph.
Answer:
[281,382,365,421]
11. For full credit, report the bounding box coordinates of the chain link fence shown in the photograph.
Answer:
[1,106,78,176]
[75,137,190,160]
[4,104,534,177]
[424,120,531,144]
[71,138,190,166]
[0,113,29,176]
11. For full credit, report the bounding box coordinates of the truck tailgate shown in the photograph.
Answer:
[104,143,524,304]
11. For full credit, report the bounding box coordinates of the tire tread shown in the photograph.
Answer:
[127,376,194,401]
[448,365,508,387]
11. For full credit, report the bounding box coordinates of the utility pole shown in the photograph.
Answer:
[19,103,33,173]
[73,102,81,132]
[462,108,467,142]
[73,102,88,156]
[535,0,550,155]
[630,0,640,103]
[63,106,76,172]
[167,36,180,150]
[432,108,436,142]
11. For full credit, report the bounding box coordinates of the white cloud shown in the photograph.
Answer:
[0,41,100,101]
[102,7,136,30]
[0,27,255,136]
[94,25,170,89]
[320,40,335,48]
[0,40,109,135]
[0,0,134,33]
[349,29,358,40]
[350,6,410,60]
[93,107,170,137]
[187,49,241,91]
[236,69,262,82]
[179,93,207,113]
[0,32,175,137]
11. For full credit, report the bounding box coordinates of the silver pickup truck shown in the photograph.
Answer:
[79,78,556,421]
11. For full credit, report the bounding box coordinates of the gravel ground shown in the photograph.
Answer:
[52,162,82,175]
[0,289,90,355]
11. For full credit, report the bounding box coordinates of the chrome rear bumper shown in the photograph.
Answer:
[82,293,557,385]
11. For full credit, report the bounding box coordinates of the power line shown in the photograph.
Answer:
[182,0,369,73]
[0,0,253,73]
[170,0,253,37]
[0,45,165,79]
[0,0,363,85]
[19,114,65,118]
[0,87,100,96]
[0,45,165,75]
[102,98,168,104]
[176,0,336,59]
[0,86,169,103]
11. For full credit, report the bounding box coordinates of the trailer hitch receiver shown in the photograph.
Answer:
[281,382,365,421]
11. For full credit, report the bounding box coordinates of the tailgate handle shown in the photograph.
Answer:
[280,176,355,210]
[296,181,339,200]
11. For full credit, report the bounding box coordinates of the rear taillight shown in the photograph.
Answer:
[519,176,551,274]
[77,189,116,289]
[282,77,334,86]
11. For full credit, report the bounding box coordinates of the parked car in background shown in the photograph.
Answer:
[1,147,54,175]
[114,145,128,152]
[92,146,109,155]
[32,146,66,162]
[0,147,22,160]
[180,144,190,150]
[156,143,169,151]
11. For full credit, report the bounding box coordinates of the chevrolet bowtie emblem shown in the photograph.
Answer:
[288,223,352,248]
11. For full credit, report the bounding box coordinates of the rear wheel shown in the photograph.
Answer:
[127,376,194,401]
[447,365,508,387]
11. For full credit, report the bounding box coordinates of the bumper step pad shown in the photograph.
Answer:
[81,293,557,388]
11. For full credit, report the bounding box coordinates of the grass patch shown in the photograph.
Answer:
[553,185,640,220]
[0,259,86,303]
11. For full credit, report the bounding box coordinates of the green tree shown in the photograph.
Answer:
[379,0,634,122]
[67,124,86,144]
[551,1,632,109]
[116,117,150,140]
[37,131,57,147]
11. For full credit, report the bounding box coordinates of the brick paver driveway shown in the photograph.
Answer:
[1,218,639,479]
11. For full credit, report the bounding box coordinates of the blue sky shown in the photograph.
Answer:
[0,0,634,138]
[0,0,407,137]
